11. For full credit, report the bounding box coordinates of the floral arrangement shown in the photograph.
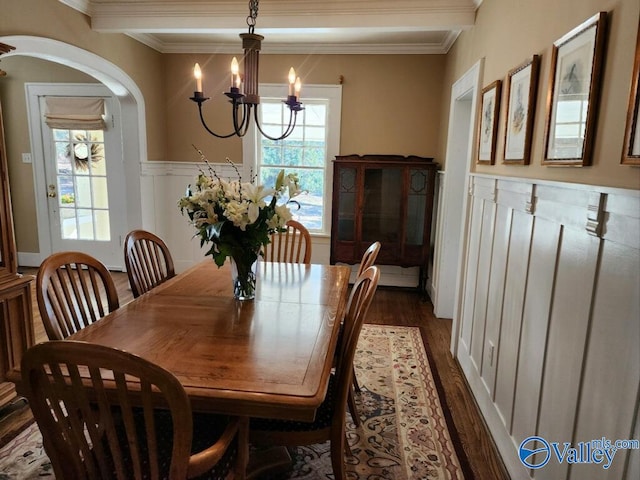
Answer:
[178,149,302,297]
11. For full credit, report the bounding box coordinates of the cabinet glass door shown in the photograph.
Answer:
[337,167,357,241]
[406,169,430,245]
[362,168,402,244]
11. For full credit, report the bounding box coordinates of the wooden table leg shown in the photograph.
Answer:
[247,445,293,479]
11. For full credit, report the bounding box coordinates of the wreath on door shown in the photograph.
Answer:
[66,133,104,170]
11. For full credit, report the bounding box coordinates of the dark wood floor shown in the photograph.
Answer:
[2,268,508,480]
[369,287,509,480]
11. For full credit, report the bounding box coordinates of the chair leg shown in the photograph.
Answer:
[352,366,361,393]
[344,433,353,457]
[347,387,360,428]
[235,416,249,480]
[331,428,347,480]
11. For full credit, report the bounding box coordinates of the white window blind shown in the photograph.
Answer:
[44,97,106,130]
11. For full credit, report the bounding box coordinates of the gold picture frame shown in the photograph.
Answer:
[543,12,607,166]
[503,55,541,165]
[477,80,502,165]
[622,19,640,165]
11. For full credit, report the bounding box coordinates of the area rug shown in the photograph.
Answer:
[0,325,466,479]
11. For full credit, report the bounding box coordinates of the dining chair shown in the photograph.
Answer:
[36,251,120,341]
[250,266,380,480]
[21,340,248,480]
[347,240,382,427]
[356,241,381,279]
[263,219,312,264]
[124,229,176,298]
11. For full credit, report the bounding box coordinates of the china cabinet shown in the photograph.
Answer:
[0,43,35,409]
[330,154,438,291]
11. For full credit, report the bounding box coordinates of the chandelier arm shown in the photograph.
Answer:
[253,107,298,141]
[281,109,299,137]
[231,102,256,137]
[197,102,238,139]
[231,101,244,135]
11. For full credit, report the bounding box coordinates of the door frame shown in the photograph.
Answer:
[433,59,483,356]
[26,83,127,269]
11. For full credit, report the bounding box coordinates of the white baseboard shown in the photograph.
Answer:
[17,252,42,268]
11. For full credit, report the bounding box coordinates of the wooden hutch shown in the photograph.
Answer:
[330,154,439,292]
[0,43,35,410]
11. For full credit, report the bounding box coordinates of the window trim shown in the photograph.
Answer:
[242,83,342,236]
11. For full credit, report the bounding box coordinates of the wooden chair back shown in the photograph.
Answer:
[356,241,381,278]
[335,266,380,405]
[124,229,176,298]
[36,251,119,340]
[263,219,312,264]
[347,241,381,423]
[21,340,246,480]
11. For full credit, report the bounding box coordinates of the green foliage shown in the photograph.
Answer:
[60,193,75,204]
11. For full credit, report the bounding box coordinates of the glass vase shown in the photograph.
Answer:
[229,255,258,300]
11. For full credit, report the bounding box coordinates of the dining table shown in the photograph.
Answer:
[10,259,352,424]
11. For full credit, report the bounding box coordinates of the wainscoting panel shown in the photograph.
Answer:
[511,216,559,445]
[492,208,533,431]
[456,174,640,480]
[459,197,484,354]
[479,203,511,397]
[571,231,640,480]
[469,194,496,372]
[535,228,601,480]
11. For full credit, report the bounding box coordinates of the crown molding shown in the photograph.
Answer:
[59,0,90,15]
[128,30,461,55]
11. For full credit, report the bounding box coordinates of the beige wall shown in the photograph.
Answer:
[441,0,640,189]
[0,0,167,161]
[165,53,446,163]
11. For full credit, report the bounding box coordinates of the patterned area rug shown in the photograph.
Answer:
[0,325,466,479]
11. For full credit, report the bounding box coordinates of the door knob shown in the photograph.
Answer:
[48,184,57,198]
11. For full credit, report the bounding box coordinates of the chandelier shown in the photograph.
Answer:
[190,0,303,140]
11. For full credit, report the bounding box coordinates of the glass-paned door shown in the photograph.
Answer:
[53,128,111,241]
[41,97,126,269]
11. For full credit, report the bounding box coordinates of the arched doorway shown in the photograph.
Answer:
[0,35,147,266]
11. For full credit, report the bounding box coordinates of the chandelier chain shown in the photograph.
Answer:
[247,0,259,32]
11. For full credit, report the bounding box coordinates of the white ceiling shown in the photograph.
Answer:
[59,0,482,54]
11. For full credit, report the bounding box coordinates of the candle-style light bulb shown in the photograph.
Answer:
[194,63,203,93]
[288,67,296,96]
[295,77,302,97]
[231,57,239,89]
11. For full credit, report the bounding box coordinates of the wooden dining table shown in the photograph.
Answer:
[11,260,351,423]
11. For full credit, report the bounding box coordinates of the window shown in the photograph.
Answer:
[244,84,341,235]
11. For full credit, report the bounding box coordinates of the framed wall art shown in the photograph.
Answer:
[543,12,607,166]
[477,80,502,165]
[503,55,541,165]
[622,19,640,165]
